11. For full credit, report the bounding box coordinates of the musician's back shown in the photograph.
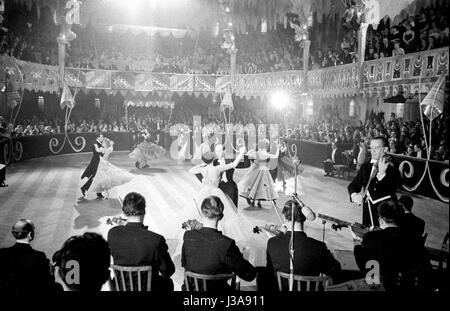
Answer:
[354,227,433,290]
[266,231,342,282]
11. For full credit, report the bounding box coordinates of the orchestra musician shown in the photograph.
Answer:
[265,200,341,290]
[348,136,399,228]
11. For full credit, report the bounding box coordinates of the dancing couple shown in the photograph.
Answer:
[80,133,134,199]
[129,128,166,169]
[189,145,255,243]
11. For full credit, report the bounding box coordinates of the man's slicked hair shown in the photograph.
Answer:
[122,192,146,216]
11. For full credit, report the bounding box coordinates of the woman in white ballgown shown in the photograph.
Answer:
[238,140,280,208]
[188,148,254,243]
[129,128,166,168]
[90,138,134,197]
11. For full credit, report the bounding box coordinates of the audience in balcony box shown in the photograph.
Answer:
[392,40,406,56]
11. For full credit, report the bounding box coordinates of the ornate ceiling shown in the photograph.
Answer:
[9,0,428,33]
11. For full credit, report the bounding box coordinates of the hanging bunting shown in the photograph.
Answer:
[60,84,75,109]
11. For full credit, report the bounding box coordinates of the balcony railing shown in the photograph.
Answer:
[307,62,360,98]
[1,47,447,99]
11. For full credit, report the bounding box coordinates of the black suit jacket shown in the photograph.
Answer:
[182,227,256,291]
[398,212,426,241]
[354,227,433,290]
[81,141,103,179]
[348,161,398,203]
[266,232,341,283]
[107,223,175,290]
[0,243,56,291]
[331,148,345,165]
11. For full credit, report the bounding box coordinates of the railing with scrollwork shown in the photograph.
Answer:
[1,131,448,202]
[307,62,360,98]
[0,133,133,164]
[361,47,449,98]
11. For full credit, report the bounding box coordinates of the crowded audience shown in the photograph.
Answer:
[364,5,449,60]
[1,99,448,162]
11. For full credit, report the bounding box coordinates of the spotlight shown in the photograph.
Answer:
[227,21,233,27]
[225,6,230,13]
[270,91,289,110]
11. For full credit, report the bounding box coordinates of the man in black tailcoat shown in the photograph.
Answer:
[348,136,399,228]
[80,132,105,199]
[214,144,250,207]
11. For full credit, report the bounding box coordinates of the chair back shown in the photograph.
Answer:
[421,232,428,245]
[276,272,333,291]
[110,265,152,291]
[184,271,238,291]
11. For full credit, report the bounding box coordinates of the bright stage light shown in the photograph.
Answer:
[271,91,289,110]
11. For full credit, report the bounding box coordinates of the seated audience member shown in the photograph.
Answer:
[266,200,341,290]
[53,232,110,291]
[0,219,58,291]
[181,196,256,291]
[414,143,425,159]
[107,192,175,291]
[353,200,433,290]
[323,142,345,176]
[398,195,426,242]
[392,40,405,56]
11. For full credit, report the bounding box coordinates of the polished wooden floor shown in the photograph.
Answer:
[0,152,448,290]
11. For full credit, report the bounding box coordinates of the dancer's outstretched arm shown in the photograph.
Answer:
[267,145,280,159]
[217,148,245,172]
[188,163,207,175]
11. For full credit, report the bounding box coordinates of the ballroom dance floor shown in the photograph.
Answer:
[0,151,448,290]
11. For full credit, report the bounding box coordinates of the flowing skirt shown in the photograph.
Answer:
[193,185,254,243]
[238,166,278,201]
[89,159,134,193]
[129,141,166,165]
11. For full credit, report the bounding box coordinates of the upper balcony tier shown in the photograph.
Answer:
[1,47,448,100]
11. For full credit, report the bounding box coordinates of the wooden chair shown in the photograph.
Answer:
[109,265,152,291]
[421,233,428,245]
[426,232,449,270]
[184,271,239,291]
[276,272,333,291]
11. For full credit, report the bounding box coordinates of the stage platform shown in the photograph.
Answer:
[0,151,448,290]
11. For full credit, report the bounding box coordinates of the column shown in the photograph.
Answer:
[302,39,311,73]
[230,49,237,92]
[357,22,369,65]
[58,41,66,88]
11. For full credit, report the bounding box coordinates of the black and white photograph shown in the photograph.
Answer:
[0,0,448,301]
